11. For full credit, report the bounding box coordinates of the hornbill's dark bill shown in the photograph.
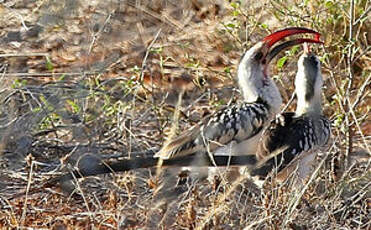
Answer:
[49,28,324,185]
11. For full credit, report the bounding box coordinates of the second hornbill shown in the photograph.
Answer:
[250,42,331,182]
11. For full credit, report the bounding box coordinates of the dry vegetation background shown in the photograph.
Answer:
[0,0,370,229]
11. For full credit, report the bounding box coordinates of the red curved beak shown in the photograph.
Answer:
[263,27,321,48]
[262,28,323,63]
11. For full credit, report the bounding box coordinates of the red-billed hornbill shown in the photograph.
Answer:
[250,42,331,183]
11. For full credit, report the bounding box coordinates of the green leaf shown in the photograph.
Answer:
[58,74,66,81]
[289,45,300,55]
[66,99,80,113]
[230,2,239,9]
[224,67,231,73]
[325,0,333,9]
[277,56,288,69]
[11,79,27,88]
[232,10,239,16]
[45,56,54,71]
[39,95,47,104]
[260,23,268,29]
[226,23,236,28]
[150,47,163,53]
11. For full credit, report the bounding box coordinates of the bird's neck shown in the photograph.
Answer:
[295,94,322,116]
[238,73,282,115]
[294,70,324,116]
[237,53,282,115]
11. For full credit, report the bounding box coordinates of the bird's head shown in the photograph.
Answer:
[238,27,322,104]
[239,27,322,80]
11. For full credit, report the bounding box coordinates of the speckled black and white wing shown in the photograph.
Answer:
[155,101,272,159]
[251,112,330,178]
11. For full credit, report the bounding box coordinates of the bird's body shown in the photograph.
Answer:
[158,100,274,159]
[252,112,330,179]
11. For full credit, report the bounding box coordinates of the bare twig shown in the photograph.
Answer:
[68,167,94,222]
[347,97,370,152]
[280,92,296,113]
[344,0,356,168]
[6,6,30,31]
[88,12,113,54]
[351,74,371,110]
[351,46,371,65]
[139,28,162,84]
[20,158,34,226]
[0,53,49,58]
[2,72,101,77]
[353,6,371,25]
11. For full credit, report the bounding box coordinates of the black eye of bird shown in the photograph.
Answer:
[254,51,263,61]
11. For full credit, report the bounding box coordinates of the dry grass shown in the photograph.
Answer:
[0,0,370,229]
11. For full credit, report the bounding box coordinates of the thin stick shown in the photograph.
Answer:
[280,92,296,113]
[347,97,370,152]
[2,72,101,77]
[88,12,113,54]
[354,6,371,25]
[20,158,34,226]
[344,0,356,169]
[7,6,30,31]
[0,53,49,58]
[139,28,162,85]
